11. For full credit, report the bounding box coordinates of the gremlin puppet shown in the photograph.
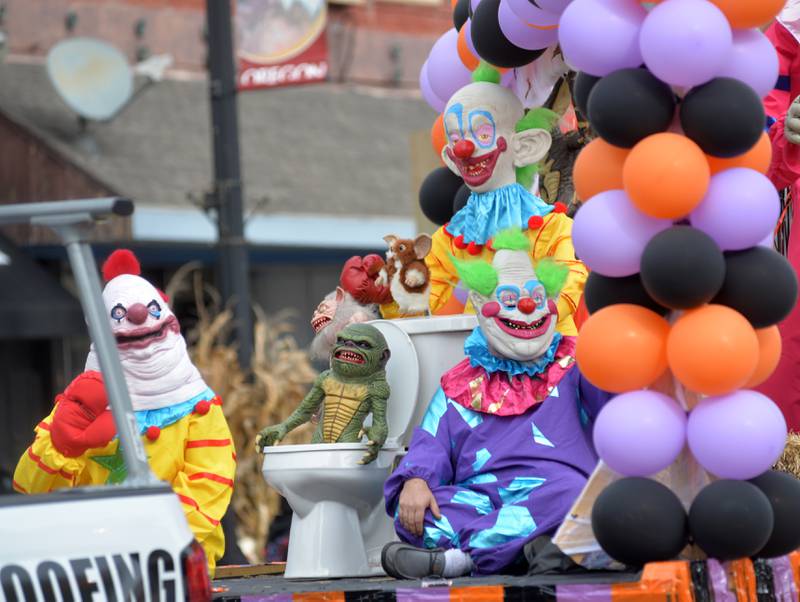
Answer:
[256,323,391,465]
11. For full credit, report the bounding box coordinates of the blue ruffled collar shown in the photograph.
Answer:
[464,327,562,377]
[445,183,553,245]
[133,388,216,434]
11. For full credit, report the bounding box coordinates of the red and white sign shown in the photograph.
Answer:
[236,0,329,90]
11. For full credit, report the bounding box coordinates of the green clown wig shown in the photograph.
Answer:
[452,229,569,299]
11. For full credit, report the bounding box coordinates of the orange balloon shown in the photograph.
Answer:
[457,26,480,71]
[623,133,710,219]
[746,326,782,387]
[576,304,670,393]
[706,131,772,175]
[573,138,629,201]
[668,305,759,396]
[707,0,784,28]
[431,114,446,158]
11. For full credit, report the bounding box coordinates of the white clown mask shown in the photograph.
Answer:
[85,249,208,410]
[454,231,567,362]
[441,82,552,193]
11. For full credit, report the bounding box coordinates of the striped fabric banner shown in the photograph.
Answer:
[222,553,800,602]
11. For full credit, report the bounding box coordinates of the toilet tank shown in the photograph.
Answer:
[372,315,477,448]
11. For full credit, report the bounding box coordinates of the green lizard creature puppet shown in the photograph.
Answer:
[256,323,391,465]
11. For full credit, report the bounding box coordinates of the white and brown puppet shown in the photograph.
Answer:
[376,234,433,316]
[13,250,235,575]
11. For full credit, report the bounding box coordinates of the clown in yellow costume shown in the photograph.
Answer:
[13,250,235,575]
[388,71,587,334]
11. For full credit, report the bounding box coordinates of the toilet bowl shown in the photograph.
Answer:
[262,314,477,578]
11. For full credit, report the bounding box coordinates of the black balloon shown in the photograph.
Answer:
[471,0,546,68]
[690,480,774,561]
[454,0,470,31]
[574,72,600,119]
[713,246,798,328]
[591,477,688,566]
[680,78,766,158]
[587,68,676,148]
[419,167,463,226]
[640,226,726,310]
[750,471,800,558]
[453,184,471,215]
[584,272,669,315]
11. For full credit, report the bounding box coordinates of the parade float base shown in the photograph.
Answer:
[212,553,800,601]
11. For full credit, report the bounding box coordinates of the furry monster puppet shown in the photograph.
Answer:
[13,250,235,575]
[377,234,433,315]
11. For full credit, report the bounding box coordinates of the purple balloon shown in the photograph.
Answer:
[471,0,482,15]
[690,168,781,251]
[499,0,559,50]
[536,0,571,13]
[640,0,732,88]
[427,28,473,103]
[688,390,787,480]
[759,233,775,249]
[558,0,646,77]
[419,61,446,113]
[572,190,671,277]
[504,0,560,27]
[717,29,780,99]
[594,391,687,477]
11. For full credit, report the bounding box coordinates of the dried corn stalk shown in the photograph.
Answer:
[166,266,318,563]
[775,433,800,480]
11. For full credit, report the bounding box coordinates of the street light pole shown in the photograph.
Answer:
[205,0,253,369]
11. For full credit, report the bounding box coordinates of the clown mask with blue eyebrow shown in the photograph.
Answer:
[442,82,552,193]
[453,230,569,361]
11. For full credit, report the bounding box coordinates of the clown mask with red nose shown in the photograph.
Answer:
[84,250,209,410]
[453,229,569,362]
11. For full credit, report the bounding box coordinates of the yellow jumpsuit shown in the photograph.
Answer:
[425,212,587,335]
[13,391,235,575]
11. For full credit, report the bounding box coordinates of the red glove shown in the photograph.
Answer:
[340,255,392,305]
[51,371,116,458]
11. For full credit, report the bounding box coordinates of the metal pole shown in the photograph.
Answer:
[206,0,253,369]
[62,230,157,486]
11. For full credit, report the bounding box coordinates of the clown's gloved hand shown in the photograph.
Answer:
[357,425,387,465]
[51,371,116,458]
[786,96,800,146]
[256,423,288,452]
[340,255,392,306]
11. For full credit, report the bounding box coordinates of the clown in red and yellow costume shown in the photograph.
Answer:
[13,250,235,575]
[422,77,586,335]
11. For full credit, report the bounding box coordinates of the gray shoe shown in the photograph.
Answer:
[381,541,447,580]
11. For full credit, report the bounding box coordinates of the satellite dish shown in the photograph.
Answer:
[46,37,133,122]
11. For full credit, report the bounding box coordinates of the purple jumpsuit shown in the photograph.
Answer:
[383,335,610,575]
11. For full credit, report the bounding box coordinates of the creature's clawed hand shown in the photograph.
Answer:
[256,424,288,452]
[357,426,387,465]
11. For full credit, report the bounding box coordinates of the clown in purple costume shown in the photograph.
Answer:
[382,229,609,578]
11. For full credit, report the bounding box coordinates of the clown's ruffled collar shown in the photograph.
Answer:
[444,183,554,246]
[441,327,577,416]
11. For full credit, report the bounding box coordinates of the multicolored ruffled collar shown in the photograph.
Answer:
[444,183,554,246]
[464,327,562,377]
[134,388,218,436]
[441,333,577,416]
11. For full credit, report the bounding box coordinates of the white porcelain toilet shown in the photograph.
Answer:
[262,314,477,578]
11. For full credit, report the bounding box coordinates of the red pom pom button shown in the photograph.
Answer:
[553,202,567,214]
[527,216,544,230]
[454,235,468,250]
[194,400,211,416]
[467,242,482,256]
[146,426,161,441]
